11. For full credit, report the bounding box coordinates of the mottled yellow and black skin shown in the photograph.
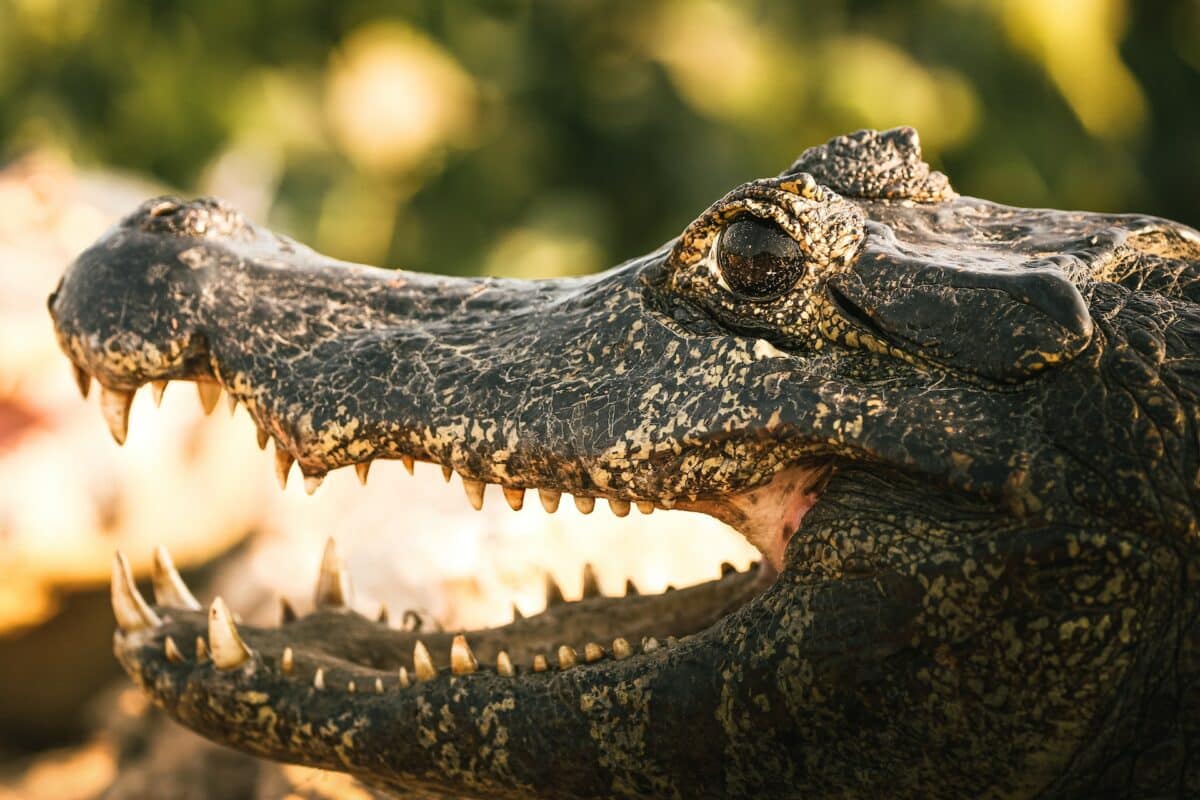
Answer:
[48,128,1200,798]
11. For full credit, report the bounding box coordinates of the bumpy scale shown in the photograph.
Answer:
[48,128,1200,798]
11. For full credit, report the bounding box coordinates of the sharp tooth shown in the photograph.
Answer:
[398,666,410,688]
[280,597,297,624]
[226,392,238,415]
[584,642,604,662]
[377,605,389,625]
[539,488,561,513]
[642,637,660,653]
[545,574,565,608]
[624,578,639,596]
[313,537,353,609]
[401,455,415,475]
[281,647,294,674]
[313,668,325,690]
[151,545,201,610]
[413,640,436,681]
[256,426,269,450]
[207,597,252,669]
[574,495,595,514]
[720,561,737,577]
[303,473,325,495]
[99,387,134,445]
[557,645,577,669]
[511,603,524,622]
[72,364,91,398]
[497,650,514,677]
[354,461,372,485]
[111,551,161,631]
[581,563,602,598]
[196,381,221,415]
[462,477,485,510]
[441,465,453,482]
[532,654,548,673]
[195,636,208,662]
[502,486,525,511]
[375,677,384,694]
[612,637,632,660]
[450,634,478,675]
[151,380,168,406]
[608,498,630,517]
[636,501,654,514]
[164,636,184,663]
[347,680,356,693]
[274,444,294,489]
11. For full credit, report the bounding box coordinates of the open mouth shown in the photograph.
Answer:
[38,193,875,742]
[96,369,836,688]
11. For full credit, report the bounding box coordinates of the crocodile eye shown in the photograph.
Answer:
[716,216,805,300]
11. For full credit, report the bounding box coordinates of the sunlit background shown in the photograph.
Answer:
[0,1,1196,797]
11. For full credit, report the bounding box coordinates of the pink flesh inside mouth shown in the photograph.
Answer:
[679,463,831,573]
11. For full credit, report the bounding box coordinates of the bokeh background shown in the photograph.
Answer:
[0,1,1197,797]
[3,0,1198,274]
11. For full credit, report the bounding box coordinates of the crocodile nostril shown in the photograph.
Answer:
[149,198,181,217]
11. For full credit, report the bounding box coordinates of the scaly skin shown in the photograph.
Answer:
[48,128,1200,798]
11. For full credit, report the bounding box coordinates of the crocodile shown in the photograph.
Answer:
[46,127,1200,798]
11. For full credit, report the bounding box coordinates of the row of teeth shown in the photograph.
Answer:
[76,368,665,515]
[113,539,693,688]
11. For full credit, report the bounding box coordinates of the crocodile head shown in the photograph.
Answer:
[48,128,1200,798]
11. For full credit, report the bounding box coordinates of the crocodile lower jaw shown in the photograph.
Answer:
[111,536,774,689]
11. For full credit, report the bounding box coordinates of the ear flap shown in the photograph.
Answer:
[827,244,1092,382]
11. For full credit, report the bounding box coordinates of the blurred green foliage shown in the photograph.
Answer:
[0,0,1196,276]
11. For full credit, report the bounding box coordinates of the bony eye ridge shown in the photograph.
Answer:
[717,216,806,301]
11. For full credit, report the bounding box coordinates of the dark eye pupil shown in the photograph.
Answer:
[717,217,804,300]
